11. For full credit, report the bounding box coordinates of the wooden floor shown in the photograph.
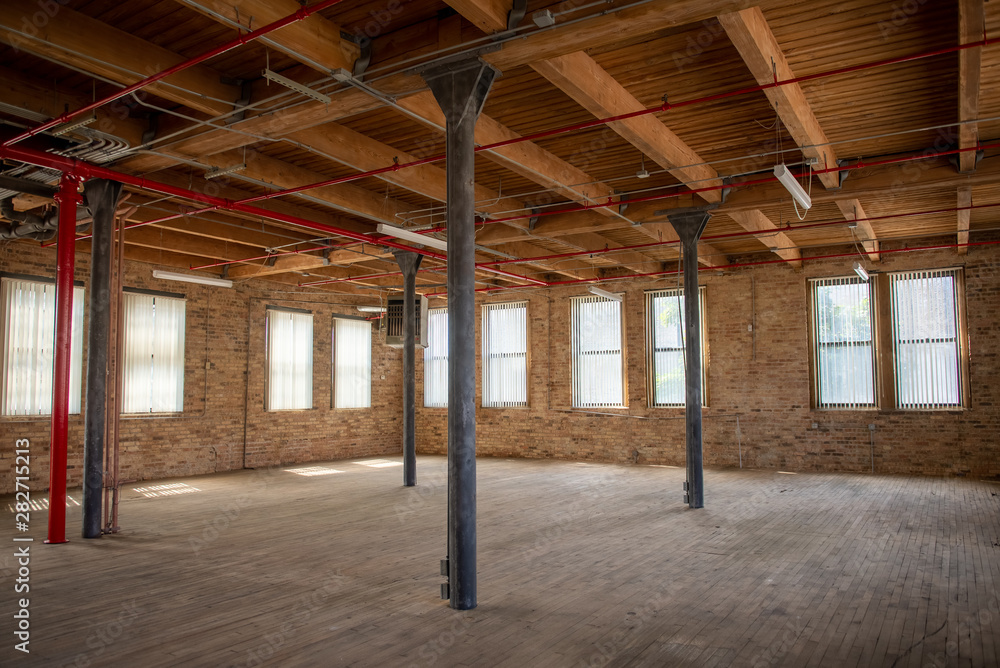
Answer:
[3,456,999,667]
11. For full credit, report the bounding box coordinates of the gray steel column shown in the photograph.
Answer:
[82,179,123,538]
[393,250,423,487]
[423,59,497,611]
[667,211,710,509]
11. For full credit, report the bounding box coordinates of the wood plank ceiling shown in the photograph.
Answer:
[0,0,995,297]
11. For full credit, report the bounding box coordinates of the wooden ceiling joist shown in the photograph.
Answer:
[958,0,985,173]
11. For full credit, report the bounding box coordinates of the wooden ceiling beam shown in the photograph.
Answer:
[835,200,880,262]
[531,52,724,203]
[0,0,239,117]
[206,149,409,226]
[725,210,802,267]
[530,51,786,264]
[958,0,985,173]
[174,0,357,72]
[443,0,510,35]
[718,8,840,188]
[719,7,878,263]
[957,186,972,254]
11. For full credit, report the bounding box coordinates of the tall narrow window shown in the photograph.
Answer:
[1,277,85,416]
[423,308,448,407]
[811,277,875,409]
[645,288,707,407]
[122,291,186,413]
[890,269,962,409]
[482,302,527,408]
[267,308,313,410]
[571,295,625,408]
[333,317,371,408]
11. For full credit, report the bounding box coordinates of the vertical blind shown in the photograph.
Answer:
[423,308,448,407]
[267,309,313,410]
[1,277,85,416]
[571,295,625,408]
[333,317,371,408]
[122,292,186,413]
[890,269,961,409]
[482,302,527,408]
[646,288,706,407]
[811,277,875,408]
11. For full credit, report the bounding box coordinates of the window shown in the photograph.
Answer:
[645,287,707,407]
[423,308,448,407]
[122,291,186,413]
[333,317,371,408]
[811,277,876,409]
[810,268,967,411]
[482,302,527,408]
[571,295,625,408]
[1,277,85,416]
[266,308,313,410]
[890,269,963,409]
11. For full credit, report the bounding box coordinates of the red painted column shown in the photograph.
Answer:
[46,173,83,545]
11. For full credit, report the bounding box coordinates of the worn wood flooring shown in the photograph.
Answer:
[2,456,998,667]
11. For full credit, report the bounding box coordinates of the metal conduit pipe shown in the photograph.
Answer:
[3,0,351,147]
[424,240,1000,298]
[0,144,545,287]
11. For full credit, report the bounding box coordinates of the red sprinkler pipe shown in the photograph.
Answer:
[426,240,1000,297]
[65,35,999,223]
[1,144,546,287]
[46,173,82,545]
[3,0,349,148]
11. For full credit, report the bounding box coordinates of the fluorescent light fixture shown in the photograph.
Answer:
[262,68,331,105]
[532,9,555,27]
[204,163,246,180]
[773,164,811,210]
[152,270,233,288]
[356,305,386,313]
[52,112,97,136]
[376,224,448,252]
[588,286,623,302]
[853,262,870,282]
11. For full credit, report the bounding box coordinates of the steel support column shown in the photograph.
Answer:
[81,179,123,538]
[667,211,711,509]
[423,59,498,611]
[46,173,83,544]
[393,251,423,488]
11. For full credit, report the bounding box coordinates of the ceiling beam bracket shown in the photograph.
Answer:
[837,159,850,188]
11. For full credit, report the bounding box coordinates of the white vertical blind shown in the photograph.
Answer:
[1,277,85,415]
[811,277,875,408]
[122,292,186,413]
[333,317,371,408]
[482,301,527,408]
[646,288,706,407]
[571,295,625,408]
[267,309,313,411]
[890,269,962,409]
[423,308,448,407]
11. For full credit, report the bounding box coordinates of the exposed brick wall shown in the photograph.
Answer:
[4,238,997,495]
[416,243,1000,479]
[0,242,403,494]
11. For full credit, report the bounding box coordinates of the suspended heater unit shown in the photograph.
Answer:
[385,295,429,348]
